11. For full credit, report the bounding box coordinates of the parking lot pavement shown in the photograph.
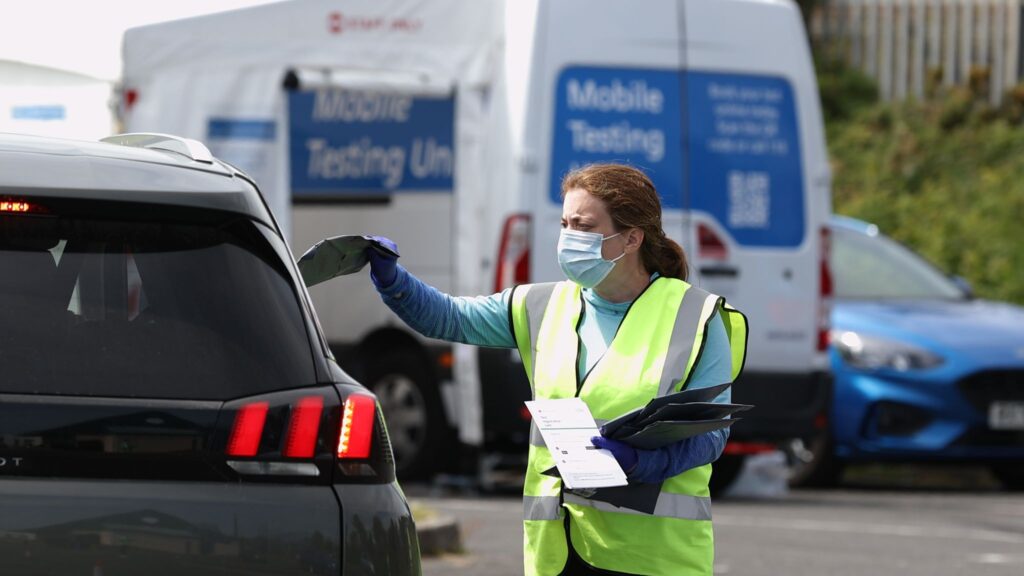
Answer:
[715,490,1024,576]
[410,489,523,576]
[410,485,1024,576]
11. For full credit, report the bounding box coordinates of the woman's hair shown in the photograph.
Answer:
[561,163,688,280]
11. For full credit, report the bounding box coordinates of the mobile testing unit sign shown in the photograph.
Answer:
[288,88,455,197]
[550,67,805,247]
[550,66,683,210]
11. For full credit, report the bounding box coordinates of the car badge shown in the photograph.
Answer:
[0,456,24,468]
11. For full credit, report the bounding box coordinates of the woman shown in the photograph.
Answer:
[367,163,747,575]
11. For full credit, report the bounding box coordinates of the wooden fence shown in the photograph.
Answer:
[812,0,1024,104]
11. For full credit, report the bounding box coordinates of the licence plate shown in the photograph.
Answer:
[988,402,1024,430]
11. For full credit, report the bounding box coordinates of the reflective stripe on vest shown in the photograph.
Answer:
[524,495,563,521]
[511,278,748,576]
[510,282,559,392]
[658,289,721,396]
[563,491,712,521]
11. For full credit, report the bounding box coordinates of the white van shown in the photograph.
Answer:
[122,0,832,489]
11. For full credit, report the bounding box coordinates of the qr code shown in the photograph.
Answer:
[728,171,770,229]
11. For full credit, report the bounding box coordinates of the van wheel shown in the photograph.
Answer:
[710,455,744,497]
[365,351,446,480]
[787,433,843,488]
[991,464,1024,491]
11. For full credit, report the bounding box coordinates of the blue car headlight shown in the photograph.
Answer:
[830,330,945,371]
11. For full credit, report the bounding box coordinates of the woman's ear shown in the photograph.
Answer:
[625,228,645,253]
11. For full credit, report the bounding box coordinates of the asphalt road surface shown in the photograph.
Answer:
[412,487,1024,576]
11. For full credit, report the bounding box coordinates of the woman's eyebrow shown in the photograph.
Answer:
[564,214,592,224]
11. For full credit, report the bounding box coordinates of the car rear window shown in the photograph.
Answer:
[0,202,316,400]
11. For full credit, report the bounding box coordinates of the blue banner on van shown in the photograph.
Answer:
[550,67,684,210]
[686,72,804,248]
[209,119,276,141]
[289,89,454,196]
[550,67,804,248]
[11,105,65,121]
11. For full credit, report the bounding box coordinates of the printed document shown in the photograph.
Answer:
[525,398,628,489]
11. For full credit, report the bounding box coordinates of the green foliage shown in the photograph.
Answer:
[824,63,1024,304]
[816,56,878,122]
[796,0,820,27]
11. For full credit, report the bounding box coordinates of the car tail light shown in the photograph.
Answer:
[124,88,139,109]
[226,401,269,457]
[818,226,833,352]
[494,213,531,292]
[519,405,532,421]
[698,222,728,261]
[723,441,777,456]
[337,393,376,459]
[0,199,47,214]
[219,387,392,483]
[283,396,324,458]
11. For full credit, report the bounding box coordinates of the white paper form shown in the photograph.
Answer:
[525,398,628,489]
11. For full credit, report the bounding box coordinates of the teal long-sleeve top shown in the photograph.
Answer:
[374,265,734,483]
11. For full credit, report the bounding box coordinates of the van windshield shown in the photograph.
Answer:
[0,205,316,400]
[831,225,966,300]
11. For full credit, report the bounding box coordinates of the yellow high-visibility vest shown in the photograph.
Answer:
[511,277,748,575]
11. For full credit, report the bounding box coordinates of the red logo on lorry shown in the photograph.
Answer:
[327,12,422,35]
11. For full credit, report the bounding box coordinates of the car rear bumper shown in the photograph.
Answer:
[335,483,421,576]
[0,478,418,576]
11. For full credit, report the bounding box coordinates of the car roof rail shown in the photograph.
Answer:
[100,133,214,164]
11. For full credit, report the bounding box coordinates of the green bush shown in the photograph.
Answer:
[816,56,878,123]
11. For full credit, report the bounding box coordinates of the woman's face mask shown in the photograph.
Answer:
[557,228,625,288]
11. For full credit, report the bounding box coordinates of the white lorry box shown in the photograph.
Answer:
[0,60,113,140]
[122,0,832,489]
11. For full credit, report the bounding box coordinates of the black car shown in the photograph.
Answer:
[0,132,421,576]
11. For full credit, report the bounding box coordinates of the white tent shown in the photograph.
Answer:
[0,60,114,140]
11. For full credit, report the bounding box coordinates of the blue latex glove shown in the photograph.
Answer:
[364,235,400,288]
[591,435,639,474]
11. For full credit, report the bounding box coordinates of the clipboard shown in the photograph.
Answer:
[600,382,734,438]
[617,418,738,450]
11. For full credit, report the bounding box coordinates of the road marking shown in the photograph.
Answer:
[968,553,1024,565]
[713,514,1024,544]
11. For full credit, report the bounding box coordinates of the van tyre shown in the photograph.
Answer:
[787,432,843,488]
[991,463,1024,491]
[365,350,447,480]
[709,455,745,497]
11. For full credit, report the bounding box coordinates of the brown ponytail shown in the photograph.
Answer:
[561,164,689,281]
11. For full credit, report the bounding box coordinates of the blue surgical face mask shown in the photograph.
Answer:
[557,228,625,288]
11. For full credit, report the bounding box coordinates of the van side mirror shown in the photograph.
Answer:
[951,275,974,299]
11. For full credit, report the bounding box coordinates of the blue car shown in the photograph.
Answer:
[791,216,1024,489]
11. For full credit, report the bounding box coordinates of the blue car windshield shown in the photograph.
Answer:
[831,225,966,300]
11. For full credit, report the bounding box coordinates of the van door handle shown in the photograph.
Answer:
[699,266,739,279]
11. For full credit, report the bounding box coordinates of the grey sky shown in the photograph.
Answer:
[0,0,282,80]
